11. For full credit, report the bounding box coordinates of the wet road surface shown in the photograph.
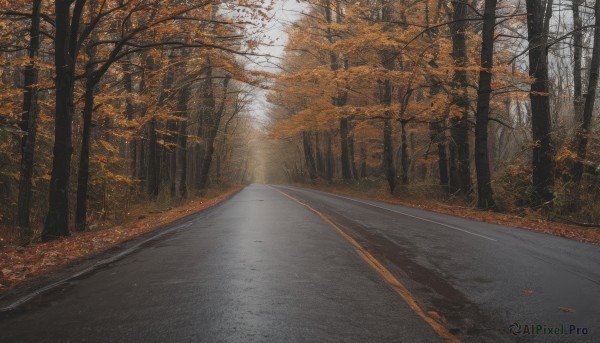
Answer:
[0,184,599,342]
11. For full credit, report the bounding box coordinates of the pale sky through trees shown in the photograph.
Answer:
[249,0,306,124]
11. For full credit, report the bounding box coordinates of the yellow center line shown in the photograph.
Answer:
[270,186,460,343]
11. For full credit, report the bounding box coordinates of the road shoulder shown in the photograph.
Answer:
[295,183,600,246]
[0,186,243,311]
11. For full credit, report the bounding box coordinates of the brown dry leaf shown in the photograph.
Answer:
[559,307,576,313]
[521,289,534,295]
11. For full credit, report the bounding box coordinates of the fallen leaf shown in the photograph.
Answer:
[559,307,576,313]
[521,289,534,295]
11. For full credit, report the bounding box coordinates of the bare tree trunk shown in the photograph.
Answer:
[302,131,318,181]
[360,144,367,178]
[324,0,351,180]
[325,133,334,182]
[147,117,159,197]
[383,118,396,194]
[43,0,85,241]
[449,0,472,197]
[573,0,584,123]
[148,54,175,198]
[340,117,352,180]
[526,0,554,206]
[429,120,449,188]
[123,57,137,193]
[400,120,409,185]
[315,131,324,177]
[169,130,177,197]
[380,0,396,194]
[474,0,497,210]
[424,0,448,191]
[137,55,149,193]
[348,127,358,179]
[198,76,231,190]
[195,58,213,191]
[159,54,176,197]
[177,85,190,199]
[17,0,42,245]
[75,75,97,231]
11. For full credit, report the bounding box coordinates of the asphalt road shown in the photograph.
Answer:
[1,184,599,342]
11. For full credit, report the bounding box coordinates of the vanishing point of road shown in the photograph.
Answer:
[1,184,599,342]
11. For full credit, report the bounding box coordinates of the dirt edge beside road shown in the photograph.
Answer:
[0,186,243,293]
[296,184,600,246]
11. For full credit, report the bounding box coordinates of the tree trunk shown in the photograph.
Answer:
[448,134,459,193]
[17,0,42,245]
[325,133,334,182]
[315,131,324,177]
[123,57,137,192]
[177,85,190,199]
[360,144,367,178]
[526,0,555,206]
[138,133,146,192]
[449,0,472,197]
[340,117,352,180]
[429,120,449,188]
[198,125,218,189]
[157,55,176,197]
[302,131,318,180]
[169,129,177,197]
[383,118,396,194]
[400,120,409,185]
[147,117,159,197]
[348,128,358,179]
[474,0,497,210]
[137,55,149,193]
[572,0,600,183]
[380,0,396,194]
[43,0,78,241]
[195,59,213,190]
[572,0,584,124]
[147,54,175,198]
[75,76,96,231]
[424,0,448,191]
[198,76,230,190]
[379,72,395,194]
[325,0,351,181]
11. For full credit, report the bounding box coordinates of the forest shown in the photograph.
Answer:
[266,0,600,226]
[1,0,599,248]
[0,0,266,246]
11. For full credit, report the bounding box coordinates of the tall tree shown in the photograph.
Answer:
[448,0,472,197]
[474,0,498,209]
[324,0,352,180]
[572,0,583,123]
[525,0,554,206]
[17,0,42,245]
[380,0,396,194]
[176,69,190,199]
[43,0,86,241]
